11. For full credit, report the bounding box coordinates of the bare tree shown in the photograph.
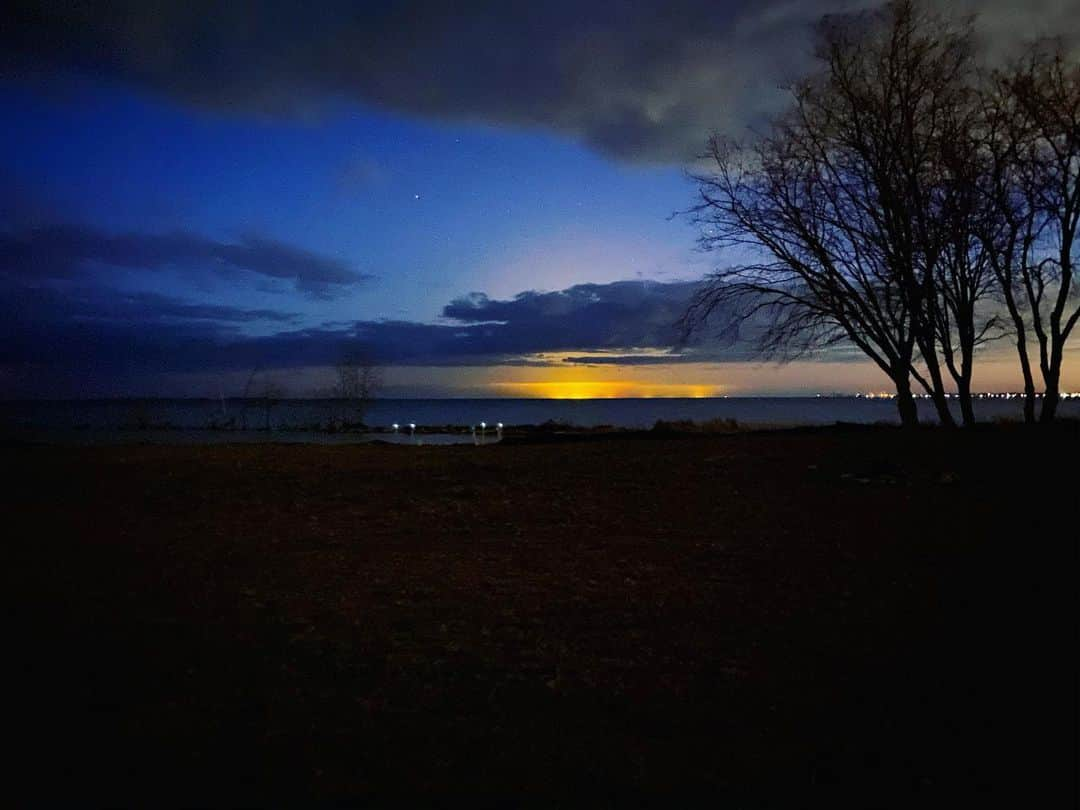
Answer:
[973,67,1045,422]
[332,350,381,428]
[241,366,284,431]
[257,377,283,432]
[931,91,1005,426]
[990,44,1080,423]
[687,1,977,427]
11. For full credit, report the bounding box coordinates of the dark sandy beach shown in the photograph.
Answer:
[9,425,1078,804]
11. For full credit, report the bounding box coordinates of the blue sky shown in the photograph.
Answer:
[2,0,1076,397]
[3,79,702,322]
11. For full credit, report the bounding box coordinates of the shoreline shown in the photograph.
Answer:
[3,415,1076,448]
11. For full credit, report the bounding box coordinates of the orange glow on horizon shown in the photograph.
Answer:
[489,380,723,399]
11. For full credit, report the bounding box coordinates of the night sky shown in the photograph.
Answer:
[3,1,1077,398]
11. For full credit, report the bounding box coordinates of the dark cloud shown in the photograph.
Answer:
[0,270,881,396]
[325,280,713,364]
[0,224,371,298]
[560,354,694,365]
[7,283,297,326]
[0,279,322,387]
[0,280,297,384]
[5,1,1074,163]
[441,280,698,345]
[0,277,719,394]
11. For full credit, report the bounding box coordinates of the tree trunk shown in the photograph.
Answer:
[1023,390,1037,424]
[922,368,956,427]
[1040,335,1065,423]
[957,375,976,428]
[930,393,955,428]
[1015,343,1037,424]
[1040,389,1059,423]
[1004,297,1037,424]
[1040,372,1060,424]
[917,336,957,428]
[955,341,975,427]
[893,376,920,428]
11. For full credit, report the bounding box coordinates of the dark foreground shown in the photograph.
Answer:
[9,425,1078,805]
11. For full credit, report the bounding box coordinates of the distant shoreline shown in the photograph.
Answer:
[3,396,1079,440]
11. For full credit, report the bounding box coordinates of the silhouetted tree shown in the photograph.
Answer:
[983,43,1080,423]
[240,366,284,431]
[973,65,1044,422]
[332,350,380,427]
[257,378,283,431]
[932,88,1004,426]
[687,1,976,426]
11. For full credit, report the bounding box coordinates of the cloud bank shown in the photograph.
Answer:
[0,271,730,396]
[6,1,1076,163]
[0,224,370,298]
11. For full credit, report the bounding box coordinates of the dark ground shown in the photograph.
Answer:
[8,425,1078,805]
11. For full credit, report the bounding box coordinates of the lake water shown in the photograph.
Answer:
[2,396,1075,444]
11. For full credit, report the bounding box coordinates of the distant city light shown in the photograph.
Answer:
[856,390,1079,400]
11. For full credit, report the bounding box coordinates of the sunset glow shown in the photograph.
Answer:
[490,381,722,399]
